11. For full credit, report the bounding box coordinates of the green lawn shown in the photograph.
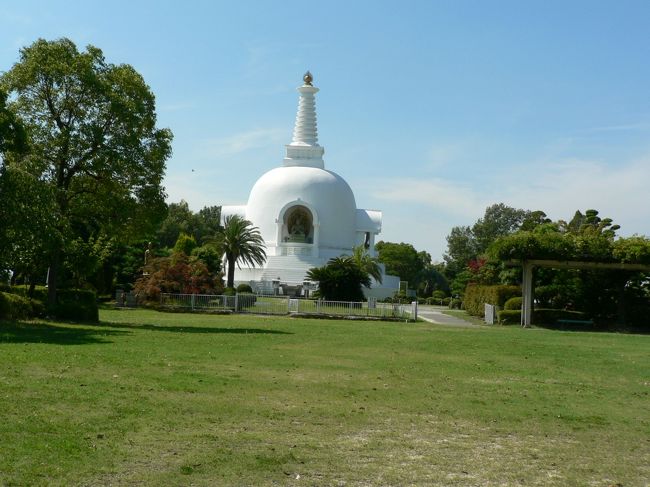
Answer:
[1,309,648,486]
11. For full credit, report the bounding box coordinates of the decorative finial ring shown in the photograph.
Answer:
[303,71,313,86]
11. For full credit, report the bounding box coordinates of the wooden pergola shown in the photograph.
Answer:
[509,259,650,327]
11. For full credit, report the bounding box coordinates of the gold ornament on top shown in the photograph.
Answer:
[303,71,313,86]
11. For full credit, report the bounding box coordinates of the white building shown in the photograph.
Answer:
[221,72,399,298]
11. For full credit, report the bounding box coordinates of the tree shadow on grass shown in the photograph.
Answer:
[0,320,129,345]
[98,321,293,335]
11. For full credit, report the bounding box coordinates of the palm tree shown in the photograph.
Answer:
[351,245,383,284]
[215,215,266,289]
[307,255,371,301]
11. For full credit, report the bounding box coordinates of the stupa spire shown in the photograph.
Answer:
[283,71,325,168]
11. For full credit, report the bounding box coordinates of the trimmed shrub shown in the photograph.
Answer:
[449,298,462,309]
[49,289,98,322]
[464,284,520,317]
[10,285,48,302]
[223,287,236,296]
[497,309,521,325]
[236,283,253,294]
[431,290,447,300]
[497,308,591,327]
[504,297,523,310]
[0,292,34,320]
[236,293,257,310]
[533,309,589,326]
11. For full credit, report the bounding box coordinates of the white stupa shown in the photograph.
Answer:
[221,72,399,297]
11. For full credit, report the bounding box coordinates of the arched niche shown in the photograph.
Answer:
[282,205,314,243]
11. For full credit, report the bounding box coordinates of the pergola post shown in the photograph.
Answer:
[521,261,534,327]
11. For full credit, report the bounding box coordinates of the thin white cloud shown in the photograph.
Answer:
[581,122,650,133]
[503,156,650,234]
[371,177,488,220]
[198,128,285,158]
[368,154,650,259]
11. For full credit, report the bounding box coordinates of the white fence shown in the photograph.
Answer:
[159,293,413,320]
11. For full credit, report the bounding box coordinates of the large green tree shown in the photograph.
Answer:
[215,215,266,289]
[1,38,172,303]
[0,90,26,156]
[156,201,222,249]
[375,241,422,286]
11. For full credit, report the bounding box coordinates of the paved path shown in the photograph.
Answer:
[416,306,481,328]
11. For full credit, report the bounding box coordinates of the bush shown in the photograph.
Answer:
[504,297,523,310]
[431,290,447,300]
[449,298,462,309]
[48,289,98,322]
[464,284,520,317]
[236,283,253,294]
[497,309,521,325]
[236,292,257,310]
[9,284,48,302]
[497,308,591,327]
[0,292,35,320]
[533,308,589,326]
[2,286,98,322]
[223,287,236,296]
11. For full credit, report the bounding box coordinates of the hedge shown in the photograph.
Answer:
[236,283,253,294]
[533,309,589,325]
[497,309,521,325]
[464,284,520,317]
[10,285,48,302]
[497,308,590,326]
[504,297,523,310]
[50,289,98,322]
[8,286,98,322]
[0,292,37,320]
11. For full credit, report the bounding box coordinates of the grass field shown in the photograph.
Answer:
[1,309,648,486]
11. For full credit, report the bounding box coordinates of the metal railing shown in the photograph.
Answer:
[159,293,413,320]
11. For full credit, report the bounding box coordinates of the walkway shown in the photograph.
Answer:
[417,306,481,328]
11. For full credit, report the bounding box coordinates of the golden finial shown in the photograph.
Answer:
[303,71,313,86]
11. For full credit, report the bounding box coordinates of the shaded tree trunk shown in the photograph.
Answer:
[226,254,235,288]
[47,249,60,306]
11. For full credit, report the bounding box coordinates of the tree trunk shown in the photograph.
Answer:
[47,249,60,306]
[227,255,235,289]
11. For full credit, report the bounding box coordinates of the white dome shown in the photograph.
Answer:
[246,165,357,250]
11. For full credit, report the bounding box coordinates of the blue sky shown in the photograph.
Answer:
[2,1,649,260]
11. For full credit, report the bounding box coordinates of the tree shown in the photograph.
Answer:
[350,245,382,284]
[1,38,172,303]
[307,256,371,302]
[215,215,266,289]
[156,200,196,249]
[0,90,26,156]
[472,203,530,253]
[156,201,222,249]
[134,253,222,302]
[173,233,198,256]
[0,165,60,288]
[487,210,650,327]
[443,225,477,278]
[375,241,422,286]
